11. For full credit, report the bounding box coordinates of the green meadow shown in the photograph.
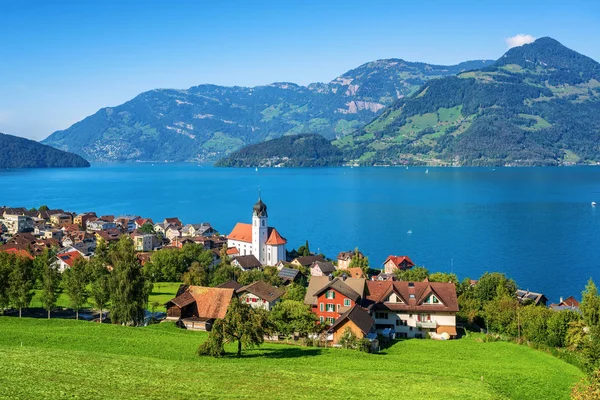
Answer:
[0,318,582,399]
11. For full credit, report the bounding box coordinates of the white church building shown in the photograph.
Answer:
[227,198,287,266]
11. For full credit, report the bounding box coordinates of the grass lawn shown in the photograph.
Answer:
[0,318,582,399]
[30,282,182,310]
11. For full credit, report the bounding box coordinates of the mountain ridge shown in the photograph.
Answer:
[41,58,492,162]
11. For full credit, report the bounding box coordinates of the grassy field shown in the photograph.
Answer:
[30,282,182,310]
[0,318,582,399]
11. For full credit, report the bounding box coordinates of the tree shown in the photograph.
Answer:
[483,294,519,336]
[109,236,153,325]
[218,297,271,357]
[474,272,517,303]
[283,283,306,302]
[38,205,49,211]
[63,257,89,320]
[139,223,155,234]
[0,252,12,313]
[338,327,359,349]
[39,249,61,319]
[269,300,317,337]
[8,255,34,318]
[429,272,458,284]
[546,310,581,348]
[182,261,210,286]
[395,266,429,282]
[520,304,551,344]
[197,319,225,357]
[457,293,481,324]
[297,240,311,257]
[581,279,600,329]
[348,248,369,274]
[572,369,600,400]
[88,256,111,323]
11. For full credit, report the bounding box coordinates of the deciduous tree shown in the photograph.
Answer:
[8,255,34,318]
[269,300,317,337]
[63,257,89,320]
[88,256,111,323]
[39,249,61,319]
[581,279,600,329]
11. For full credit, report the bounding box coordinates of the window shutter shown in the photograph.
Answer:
[332,291,335,299]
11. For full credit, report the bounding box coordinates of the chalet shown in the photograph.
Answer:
[331,305,375,345]
[383,255,415,274]
[310,261,336,277]
[549,296,581,312]
[365,280,459,339]
[291,255,325,269]
[304,276,367,325]
[182,223,216,237]
[134,218,154,230]
[231,255,262,271]
[153,222,171,235]
[373,272,396,281]
[56,250,83,272]
[278,267,303,284]
[163,217,183,228]
[165,285,235,331]
[337,250,363,270]
[236,281,284,311]
[516,289,548,306]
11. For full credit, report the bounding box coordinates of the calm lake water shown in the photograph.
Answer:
[2,163,599,301]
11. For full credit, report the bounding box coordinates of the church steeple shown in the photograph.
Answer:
[253,197,268,217]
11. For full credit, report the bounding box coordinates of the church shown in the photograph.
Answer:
[226,198,287,266]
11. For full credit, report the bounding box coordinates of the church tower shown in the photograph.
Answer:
[251,197,268,264]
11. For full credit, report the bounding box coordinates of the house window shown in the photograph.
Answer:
[344,299,351,307]
[409,294,415,299]
[326,290,335,299]
[396,320,400,326]
[336,304,340,312]
[326,317,335,325]
[262,220,265,227]
[375,312,388,319]
[319,316,324,323]
[320,303,324,312]
[252,298,257,303]
[326,304,334,312]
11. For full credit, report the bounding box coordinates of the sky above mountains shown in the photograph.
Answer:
[1,0,599,141]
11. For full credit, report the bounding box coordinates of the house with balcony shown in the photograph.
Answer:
[304,276,367,325]
[2,214,34,234]
[365,280,459,339]
[382,255,415,274]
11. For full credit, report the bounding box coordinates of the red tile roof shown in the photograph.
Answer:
[560,296,580,308]
[227,223,253,243]
[384,255,415,269]
[57,251,83,267]
[166,286,235,320]
[266,227,287,245]
[366,280,458,313]
[346,267,365,279]
[226,247,239,255]
[2,248,34,260]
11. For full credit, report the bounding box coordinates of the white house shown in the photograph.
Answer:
[226,198,287,266]
[132,232,155,252]
[366,281,459,339]
[236,281,284,311]
[2,214,34,234]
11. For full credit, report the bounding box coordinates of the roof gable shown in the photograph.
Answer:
[266,227,287,245]
[331,305,374,335]
[237,280,284,301]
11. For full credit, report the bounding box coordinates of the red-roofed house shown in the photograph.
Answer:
[165,285,235,331]
[56,251,83,272]
[383,255,415,274]
[226,198,287,266]
[2,247,34,260]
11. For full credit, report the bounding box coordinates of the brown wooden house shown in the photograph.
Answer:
[165,285,235,331]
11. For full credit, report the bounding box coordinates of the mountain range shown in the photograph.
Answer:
[338,37,600,166]
[0,132,90,169]
[41,59,492,162]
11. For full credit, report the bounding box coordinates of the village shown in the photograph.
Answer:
[0,198,583,349]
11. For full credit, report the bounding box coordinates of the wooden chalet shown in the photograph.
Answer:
[165,285,235,331]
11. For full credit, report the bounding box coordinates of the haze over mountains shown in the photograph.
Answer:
[41,37,600,166]
[41,59,492,162]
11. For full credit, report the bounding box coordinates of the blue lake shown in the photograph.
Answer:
[2,163,600,301]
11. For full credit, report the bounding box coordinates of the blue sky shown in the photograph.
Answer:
[1,0,599,140]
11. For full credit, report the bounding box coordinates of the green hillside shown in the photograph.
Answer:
[214,134,344,167]
[338,38,600,166]
[0,132,89,169]
[41,60,491,163]
[0,318,582,399]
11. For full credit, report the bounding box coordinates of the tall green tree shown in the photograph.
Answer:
[8,255,35,318]
[283,283,307,302]
[139,223,155,234]
[395,266,429,282]
[348,247,370,274]
[269,300,317,337]
[474,272,517,303]
[39,249,61,319]
[428,272,459,283]
[182,261,210,286]
[88,256,111,323]
[63,257,89,320]
[581,279,600,329]
[109,235,153,325]
[221,297,271,357]
[0,252,13,313]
